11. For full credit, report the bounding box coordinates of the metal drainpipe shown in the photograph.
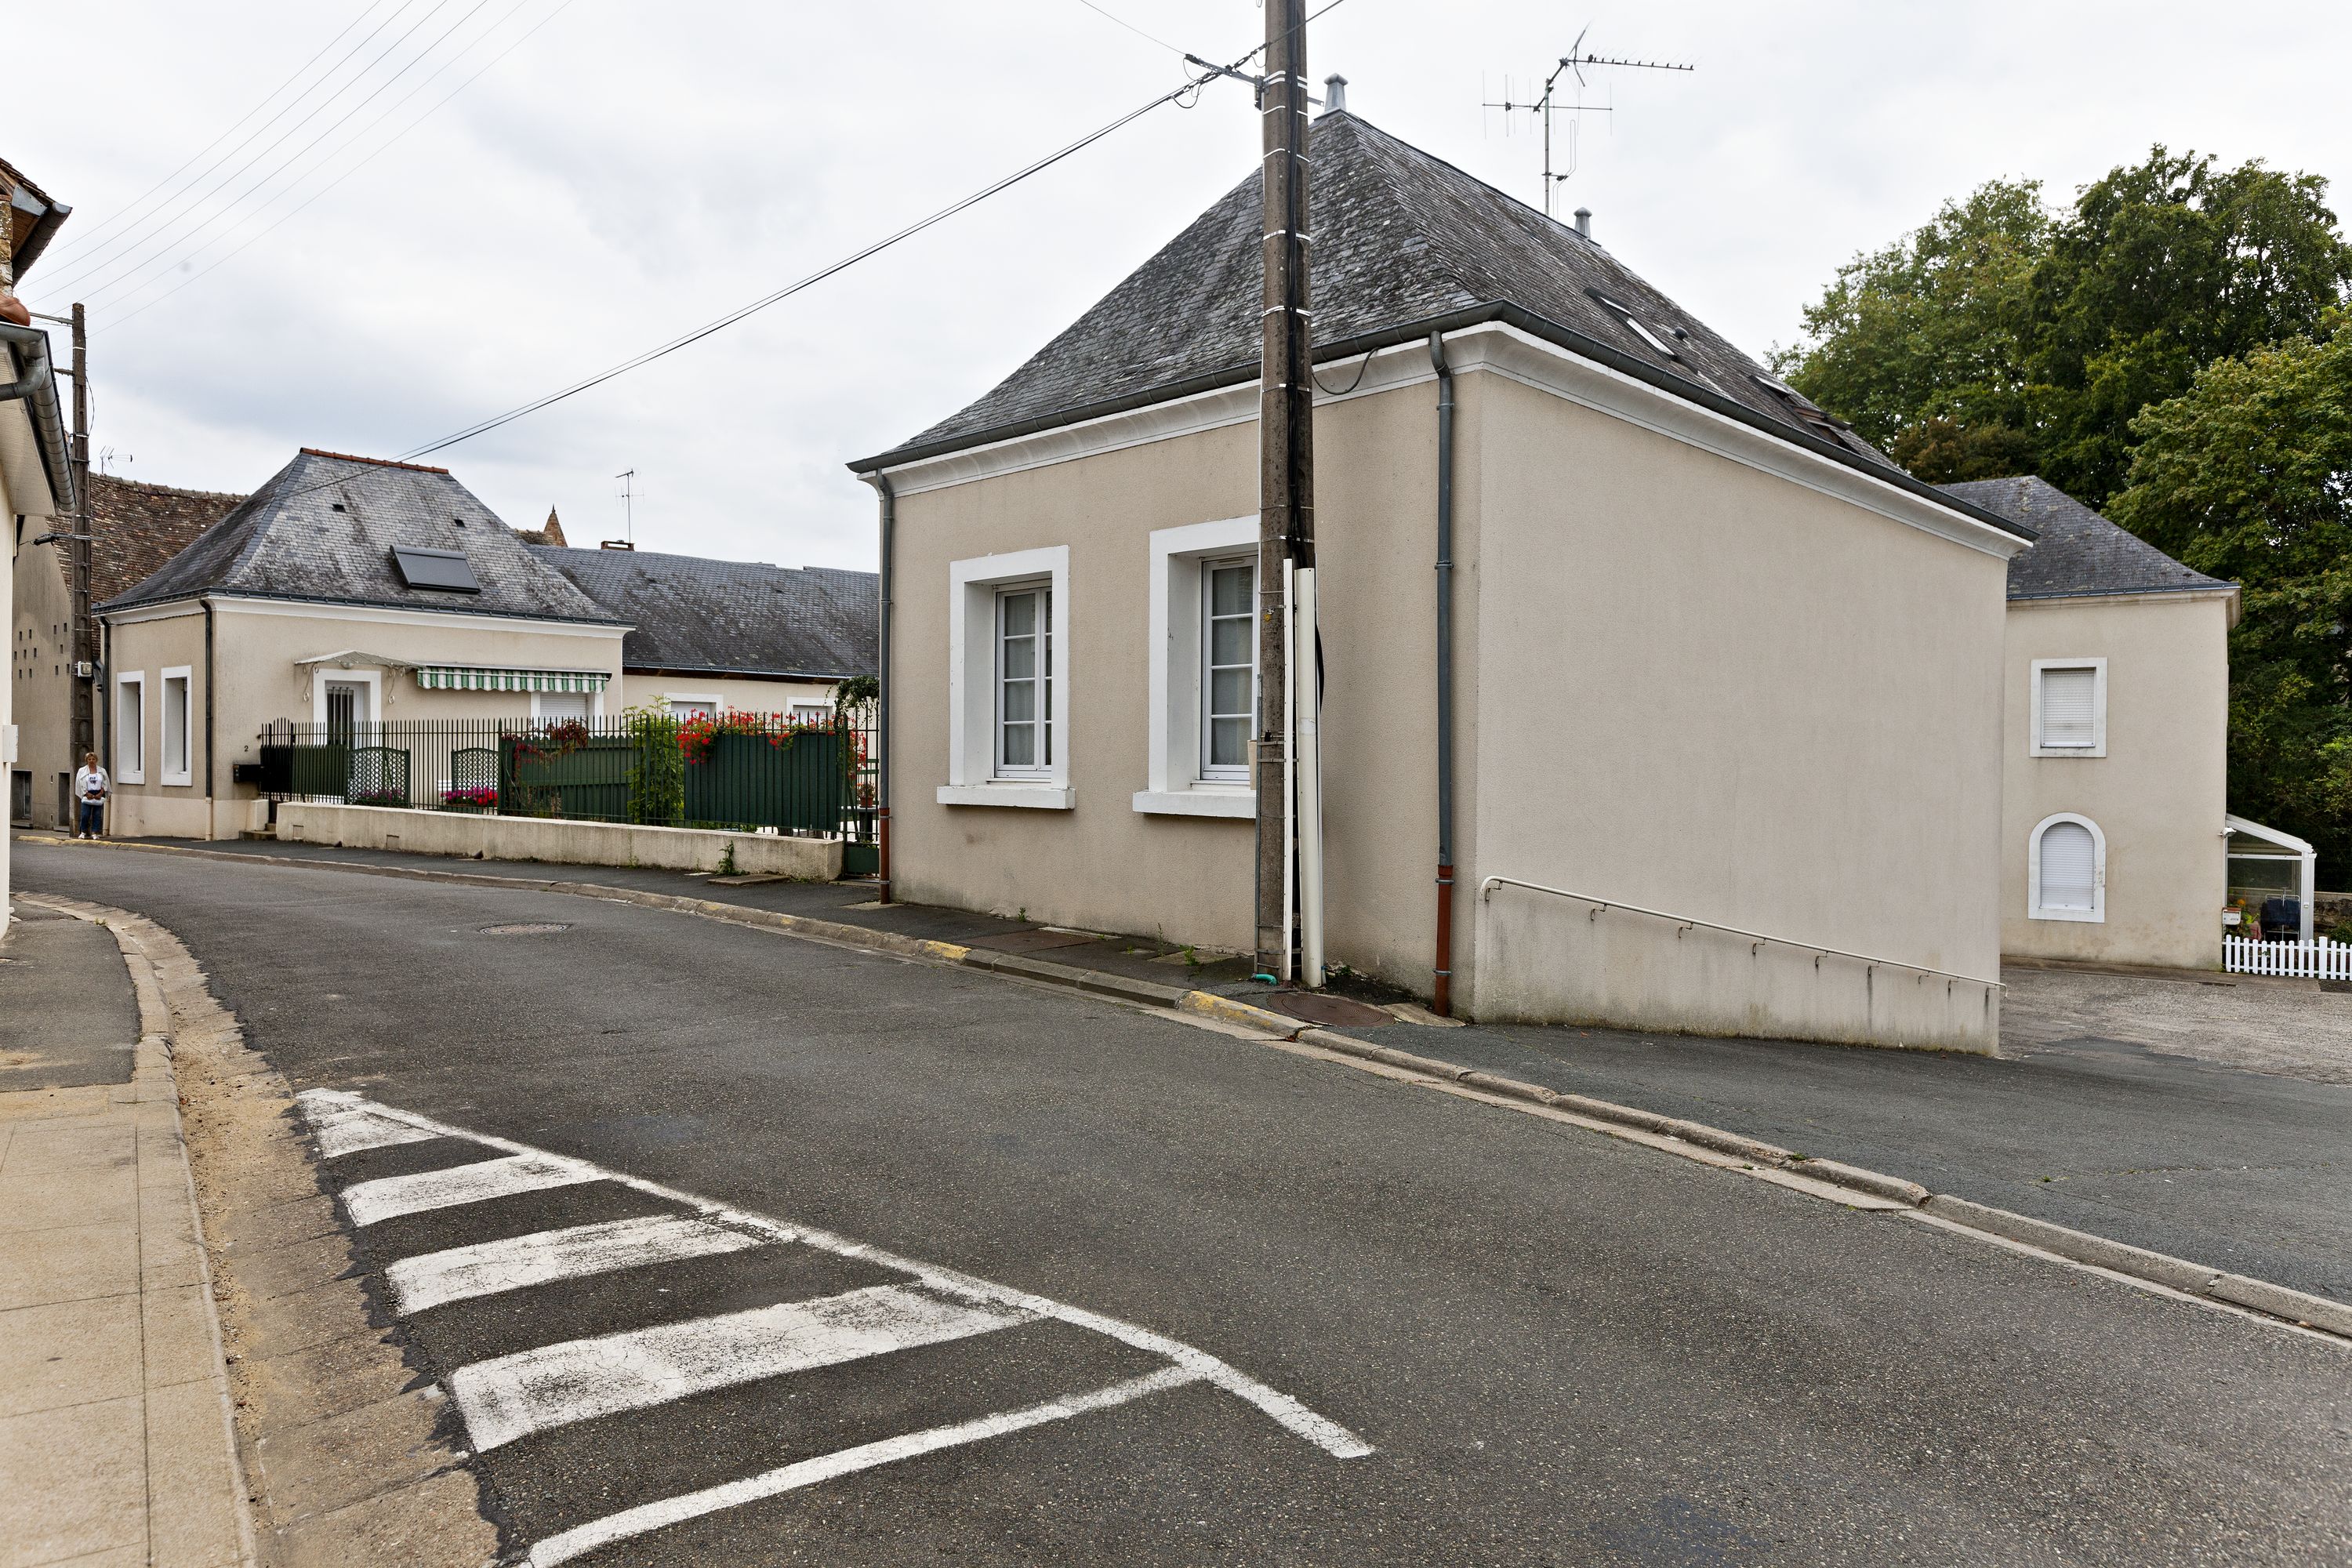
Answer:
[203,599,216,838]
[1428,331,1457,1017]
[863,471,895,903]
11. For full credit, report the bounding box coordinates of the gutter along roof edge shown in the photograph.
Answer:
[95,585,633,626]
[847,301,2034,545]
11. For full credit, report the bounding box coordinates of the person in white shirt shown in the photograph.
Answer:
[72,752,109,840]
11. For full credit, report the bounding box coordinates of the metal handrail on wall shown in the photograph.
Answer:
[1477,875,2005,990]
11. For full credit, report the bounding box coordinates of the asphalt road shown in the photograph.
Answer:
[16,840,2352,1566]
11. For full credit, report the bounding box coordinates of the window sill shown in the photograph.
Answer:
[938,782,1073,811]
[2028,746,2106,759]
[1131,788,1254,818]
[2028,907,2103,923]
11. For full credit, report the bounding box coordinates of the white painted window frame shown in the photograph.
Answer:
[529,685,604,720]
[2029,657,2107,757]
[993,583,1054,778]
[2028,811,2107,923]
[942,546,1071,810]
[313,667,383,728]
[114,670,147,785]
[1134,517,1257,818]
[159,665,194,787]
[666,692,721,720]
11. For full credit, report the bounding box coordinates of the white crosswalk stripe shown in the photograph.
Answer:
[386,1213,773,1314]
[338,1149,601,1227]
[295,1089,1370,1560]
[452,1282,1035,1450]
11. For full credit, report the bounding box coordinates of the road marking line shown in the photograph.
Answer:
[294,1089,1372,1459]
[304,1094,446,1159]
[449,1283,1036,1450]
[386,1213,775,1315]
[339,1150,601,1227]
[523,1364,1205,1568]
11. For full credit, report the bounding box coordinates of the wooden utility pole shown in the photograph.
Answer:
[69,303,93,764]
[1254,0,1315,975]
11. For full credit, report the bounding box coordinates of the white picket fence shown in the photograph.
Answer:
[2223,933,2352,978]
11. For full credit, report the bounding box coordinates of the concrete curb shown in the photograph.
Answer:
[24,832,2350,1345]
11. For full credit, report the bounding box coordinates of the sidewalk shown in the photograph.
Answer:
[21,829,2352,1309]
[0,897,254,1568]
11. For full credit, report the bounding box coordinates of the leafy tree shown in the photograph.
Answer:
[1771,180,2049,481]
[1778,150,2352,499]
[2028,150,2352,504]
[2108,321,2352,872]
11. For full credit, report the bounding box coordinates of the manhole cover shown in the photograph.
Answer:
[479,922,571,936]
[1254,991,1394,1028]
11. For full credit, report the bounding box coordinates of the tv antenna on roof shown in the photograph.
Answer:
[1483,29,1693,218]
[606,468,637,551]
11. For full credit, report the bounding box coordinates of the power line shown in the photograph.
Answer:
[38,0,477,299]
[39,0,399,267]
[97,0,583,331]
[1071,0,1189,58]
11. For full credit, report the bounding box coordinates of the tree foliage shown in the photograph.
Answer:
[1776,149,2352,502]
[2108,322,2352,871]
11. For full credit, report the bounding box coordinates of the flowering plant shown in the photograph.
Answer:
[441,786,498,808]
[676,709,840,765]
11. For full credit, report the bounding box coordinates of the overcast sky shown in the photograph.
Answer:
[10,1,2347,571]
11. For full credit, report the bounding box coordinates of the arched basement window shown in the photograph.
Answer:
[2031,814,2105,923]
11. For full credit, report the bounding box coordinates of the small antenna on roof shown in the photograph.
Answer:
[605,468,637,551]
[1483,27,1693,217]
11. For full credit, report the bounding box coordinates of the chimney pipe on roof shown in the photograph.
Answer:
[1322,74,1348,114]
[1573,207,1592,239]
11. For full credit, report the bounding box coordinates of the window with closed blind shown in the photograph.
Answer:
[2031,814,2105,922]
[2031,659,2106,755]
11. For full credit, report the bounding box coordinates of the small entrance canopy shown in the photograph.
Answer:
[2225,814,2315,944]
[416,666,611,693]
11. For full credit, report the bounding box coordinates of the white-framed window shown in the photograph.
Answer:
[531,689,593,721]
[114,671,147,784]
[312,668,383,736]
[2029,812,2105,923]
[994,583,1052,775]
[666,693,719,720]
[942,546,1071,809]
[160,666,194,787]
[1135,517,1258,818]
[790,702,831,727]
[1200,557,1256,782]
[2030,658,2106,757]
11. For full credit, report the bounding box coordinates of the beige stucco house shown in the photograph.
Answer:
[1946,476,2259,968]
[849,109,2033,1051]
[99,448,630,840]
[13,475,243,830]
[2,154,76,928]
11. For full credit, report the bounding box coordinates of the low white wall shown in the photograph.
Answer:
[278,803,843,880]
[1474,884,2001,1054]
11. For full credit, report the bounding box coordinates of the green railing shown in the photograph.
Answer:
[256,712,875,857]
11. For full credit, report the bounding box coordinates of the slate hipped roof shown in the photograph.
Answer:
[1940,476,2232,601]
[851,111,2027,540]
[529,546,878,681]
[100,448,622,624]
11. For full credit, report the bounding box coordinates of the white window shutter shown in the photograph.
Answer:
[2039,822,2097,911]
[2039,667,2097,748]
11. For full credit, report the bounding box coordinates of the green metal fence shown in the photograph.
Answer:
[256,713,875,854]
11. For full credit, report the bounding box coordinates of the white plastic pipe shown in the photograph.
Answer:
[1279,557,1297,983]
[1296,566,1325,988]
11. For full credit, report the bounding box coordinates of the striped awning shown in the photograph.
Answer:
[416,666,611,693]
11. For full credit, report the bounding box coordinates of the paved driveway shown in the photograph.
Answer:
[2002,963,2352,1084]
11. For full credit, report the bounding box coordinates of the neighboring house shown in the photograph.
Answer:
[1944,475,2288,964]
[848,105,2033,1051]
[97,448,629,840]
[2,154,75,928]
[529,543,877,722]
[13,475,244,829]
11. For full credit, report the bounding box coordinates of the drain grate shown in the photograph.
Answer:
[479,922,572,936]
